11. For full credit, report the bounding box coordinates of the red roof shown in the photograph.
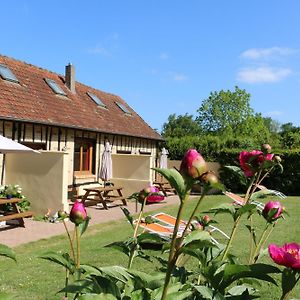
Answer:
[0,55,162,140]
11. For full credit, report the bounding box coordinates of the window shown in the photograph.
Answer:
[115,102,131,114]
[45,78,67,96]
[0,64,19,83]
[87,92,106,107]
[73,138,96,174]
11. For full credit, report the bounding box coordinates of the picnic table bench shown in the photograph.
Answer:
[81,186,127,210]
[0,198,34,227]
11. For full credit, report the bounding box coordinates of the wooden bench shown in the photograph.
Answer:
[81,186,127,210]
[153,181,176,197]
[0,198,34,227]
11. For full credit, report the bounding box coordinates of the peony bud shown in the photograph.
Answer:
[262,201,283,222]
[58,210,68,219]
[180,149,208,179]
[69,201,87,225]
[202,172,218,186]
[273,155,282,163]
[202,215,210,225]
[261,143,272,154]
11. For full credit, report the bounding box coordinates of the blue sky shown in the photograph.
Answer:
[1,1,300,132]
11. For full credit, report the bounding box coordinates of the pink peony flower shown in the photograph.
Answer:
[268,243,300,270]
[138,186,164,203]
[69,201,87,225]
[239,150,274,177]
[180,149,208,179]
[262,201,283,222]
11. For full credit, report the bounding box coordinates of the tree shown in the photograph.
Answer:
[196,86,254,135]
[263,117,281,134]
[161,113,202,138]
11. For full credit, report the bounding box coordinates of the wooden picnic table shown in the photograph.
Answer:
[81,186,127,210]
[0,198,33,227]
[153,181,176,197]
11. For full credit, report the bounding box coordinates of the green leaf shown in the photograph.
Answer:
[120,207,134,228]
[78,216,90,236]
[0,244,16,262]
[152,168,186,200]
[235,204,257,219]
[182,230,214,247]
[194,285,214,299]
[205,203,236,218]
[40,251,74,272]
[281,268,298,299]
[137,232,164,244]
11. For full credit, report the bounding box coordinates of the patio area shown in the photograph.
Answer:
[0,195,180,247]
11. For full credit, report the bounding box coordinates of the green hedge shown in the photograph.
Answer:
[217,149,300,196]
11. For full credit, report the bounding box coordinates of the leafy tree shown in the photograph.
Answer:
[161,113,202,138]
[263,117,281,134]
[196,86,254,135]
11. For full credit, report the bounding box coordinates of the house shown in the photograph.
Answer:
[0,55,163,214]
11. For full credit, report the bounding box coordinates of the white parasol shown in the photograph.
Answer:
[99,141,112,185]
[159,147,169,169]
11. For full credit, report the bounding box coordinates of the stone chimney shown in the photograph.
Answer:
[65,63,76,93]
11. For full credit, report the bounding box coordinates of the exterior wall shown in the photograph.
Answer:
[5,151,68,215]
[0,119,160,201]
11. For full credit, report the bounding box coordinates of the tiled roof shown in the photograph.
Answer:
[0,55,162,140]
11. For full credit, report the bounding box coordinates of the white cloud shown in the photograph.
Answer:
[241,47,296,60]
[237,67,291,83]
[172,73,188,81]
[87,45,111,56]
[160,53,169,60]
[264,110,284,117]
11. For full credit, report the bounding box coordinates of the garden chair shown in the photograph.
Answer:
[255,184,287,199]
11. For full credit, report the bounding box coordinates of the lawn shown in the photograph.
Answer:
[0,195,299,300]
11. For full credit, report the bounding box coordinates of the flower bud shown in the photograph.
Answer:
[202,172,218,186]
[273,155,282,163]
[69,201,87,225]
[261,143,272,154]
[262,201,283,222]
[202,215,210,225]
[180,149,208,179]
[58,210,68,219]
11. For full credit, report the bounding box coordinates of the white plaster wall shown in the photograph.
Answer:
[5,151,69,215]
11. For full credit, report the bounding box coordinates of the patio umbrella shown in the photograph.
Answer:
[99,141,112,186]
[160,147,168,169]
[0,135,39,184]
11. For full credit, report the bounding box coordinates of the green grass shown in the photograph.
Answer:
[0,195,299,299]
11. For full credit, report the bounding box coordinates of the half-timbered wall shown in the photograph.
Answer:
[0,120,159,190]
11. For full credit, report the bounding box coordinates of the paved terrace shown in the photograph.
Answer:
[0,195,180,248]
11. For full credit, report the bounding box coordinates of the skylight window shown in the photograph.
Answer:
[115,102,131,114]
[87,92,106,107]
[45,78,67,96]
[0,64,19,83]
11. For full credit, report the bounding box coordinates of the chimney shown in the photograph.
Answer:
[65,63,76,93]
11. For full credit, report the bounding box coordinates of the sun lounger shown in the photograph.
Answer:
[224,191,264,211]
[255,184,287,199]
[136,213,229,243]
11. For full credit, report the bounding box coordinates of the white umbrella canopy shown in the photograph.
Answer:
[159,147,169,169]
[0,135,39,184]
[0,135,39,154]
[99,141,112,185]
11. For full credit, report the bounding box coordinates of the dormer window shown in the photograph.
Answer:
[0,64,19,83]
[87,92,106,107]
[45,78,67,96]
[115,102,131,115]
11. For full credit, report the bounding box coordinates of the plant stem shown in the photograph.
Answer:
[128,199,147,269]
[248,215,255,263]
[221,215,242,261]
[250,223,270,263]
[62,219,76,261]
[161,192,189,300]
[75,225,80,269]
